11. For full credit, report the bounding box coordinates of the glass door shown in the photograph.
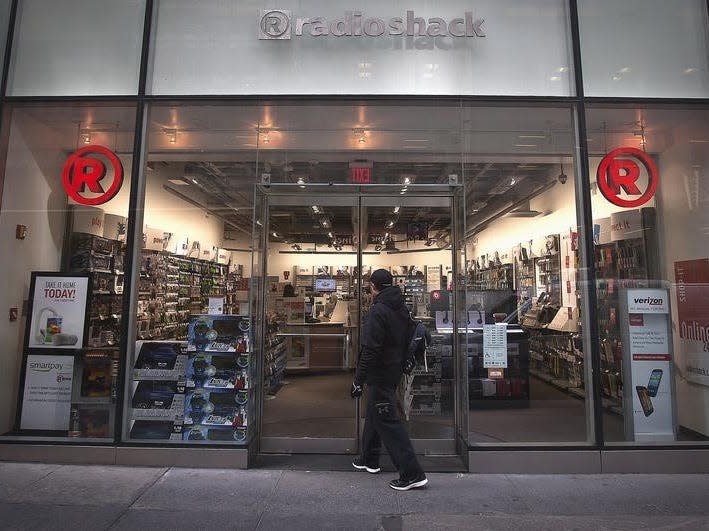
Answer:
[258,191,360,453]
[361,195,457,455]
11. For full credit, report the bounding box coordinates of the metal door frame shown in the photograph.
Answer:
[255,183,464,457]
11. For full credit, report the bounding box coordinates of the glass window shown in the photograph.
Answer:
[149,0,573,96]
[462,104,594,445]
[0,0,12,65]
[7,0,146,96]
[587,104,709,445]
[578,0,709,98]
[0,103,136,442]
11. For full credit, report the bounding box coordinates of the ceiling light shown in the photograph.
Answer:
[163,128,177,144]
[191,178,199,185]
[256,220,263,226]
[684,68,698,75]
[328,232,333,238]
[167,179,190,186]
[321,218,331,228]
[291,243,301,250]
[403,176,412,185]
[272,232,278,238]
[518,135,546,139]
[311,205,321,213]
[514,144,538,148]
[387,220,394,228]
[384,232,390,239]
[297,177,306,188]
[510,178,517,186]
[393,206,400,214]
[549,76,561,81]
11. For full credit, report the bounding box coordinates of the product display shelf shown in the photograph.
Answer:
[469,263,514,291]
[137,250,237,341]
[127,315,253,444]
[264,326,287,395]
[68,232,124,348]
[467,328,530,409]
[403,329,450,419]
[535,252,561,306]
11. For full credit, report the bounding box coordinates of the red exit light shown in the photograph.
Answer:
[350,167,372,184]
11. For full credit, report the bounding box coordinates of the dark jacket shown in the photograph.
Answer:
[355,286,410,388]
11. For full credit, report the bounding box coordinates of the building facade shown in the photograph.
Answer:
[0,0,708,472]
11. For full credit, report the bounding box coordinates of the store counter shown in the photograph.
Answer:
[280,322,349,371]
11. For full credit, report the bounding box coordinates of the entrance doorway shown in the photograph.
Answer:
[255,185,463,456]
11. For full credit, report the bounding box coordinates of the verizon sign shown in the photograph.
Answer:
[628,289,669,314]
[259,9,486,39]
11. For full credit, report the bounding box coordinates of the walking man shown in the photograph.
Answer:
[350,269,428,491]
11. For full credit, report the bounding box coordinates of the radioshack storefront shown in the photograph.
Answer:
[0,0,708,473]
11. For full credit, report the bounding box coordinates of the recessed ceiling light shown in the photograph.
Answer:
[168,179,190,186]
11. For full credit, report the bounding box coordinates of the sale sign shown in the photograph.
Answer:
[28,274,89,349]
[674,259,709,387]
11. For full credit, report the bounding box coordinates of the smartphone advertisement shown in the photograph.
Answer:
[623,288,675,441]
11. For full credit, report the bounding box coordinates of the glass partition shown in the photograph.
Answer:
[0,103,136,442]
[7,0,146,96]
[586,104,709,446]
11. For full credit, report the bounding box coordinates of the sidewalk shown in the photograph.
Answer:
[0,462,708,530]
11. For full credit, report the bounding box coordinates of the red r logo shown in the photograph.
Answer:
[62,145,123,206]
[597,147,658,208]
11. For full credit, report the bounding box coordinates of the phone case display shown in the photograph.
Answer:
[137,250,237,341]
[69,232,124,348]
[394,271,426,314]
[470,263,513,291]
[125,315,253,444]
[527,331,587,401]
[467,330,530,408]
[516,258,536,313]
[264,315,287,394]
[534,236,561,306]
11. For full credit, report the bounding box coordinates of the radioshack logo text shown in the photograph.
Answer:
[258,10,486,40]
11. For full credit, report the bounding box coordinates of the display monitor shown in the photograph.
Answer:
[314,278,337,292]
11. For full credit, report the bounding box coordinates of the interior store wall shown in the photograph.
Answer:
[0,112,75,432]
[145,164,226,255]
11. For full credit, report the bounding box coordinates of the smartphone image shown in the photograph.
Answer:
[636,386,654,417]
[647,369,663,397]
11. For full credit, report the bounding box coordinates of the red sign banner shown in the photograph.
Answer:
[62,145,124,206]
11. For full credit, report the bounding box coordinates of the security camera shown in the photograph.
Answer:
[558,172,568,184]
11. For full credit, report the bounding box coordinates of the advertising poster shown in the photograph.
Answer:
[674,259,709,387]
[28,274,89,349]
[20,354,74,431]
[625,288,674,441]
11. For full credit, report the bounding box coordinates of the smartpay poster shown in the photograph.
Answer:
[625,288,674,441]
[28,274,89,349]
[20,354,74,431]
[674,259,709,387]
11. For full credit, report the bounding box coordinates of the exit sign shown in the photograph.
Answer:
[350,167,372,184]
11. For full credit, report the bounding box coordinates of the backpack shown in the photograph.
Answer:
[402,317,432,375]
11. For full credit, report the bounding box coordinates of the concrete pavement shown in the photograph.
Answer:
[0,461,708,530]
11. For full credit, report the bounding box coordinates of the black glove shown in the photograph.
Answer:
[350,382,363,398]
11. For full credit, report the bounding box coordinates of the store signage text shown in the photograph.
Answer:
[259,10,486,40]
[62,145,124,206]
[597,147,658,208]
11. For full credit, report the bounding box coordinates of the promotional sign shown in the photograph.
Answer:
[62,145,124,206]
[621,288,675,441]
[674,259,709,387]
[28,274,89,349]
[597,147,659,208]
[483,323,508,368]
[610,209,643,242]
[20,354,74,431]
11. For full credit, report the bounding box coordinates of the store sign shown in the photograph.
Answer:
[62,146,124,206]
[258,9,486,40]
[483,323,508,368]
[674,259,709,387]
[597,147,659,208]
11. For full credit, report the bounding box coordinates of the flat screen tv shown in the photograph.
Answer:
[314,278,337,292]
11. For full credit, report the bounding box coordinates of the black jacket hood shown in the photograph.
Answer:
[374,285,406,311]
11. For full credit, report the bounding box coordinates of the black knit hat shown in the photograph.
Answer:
[370,269,393,291]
